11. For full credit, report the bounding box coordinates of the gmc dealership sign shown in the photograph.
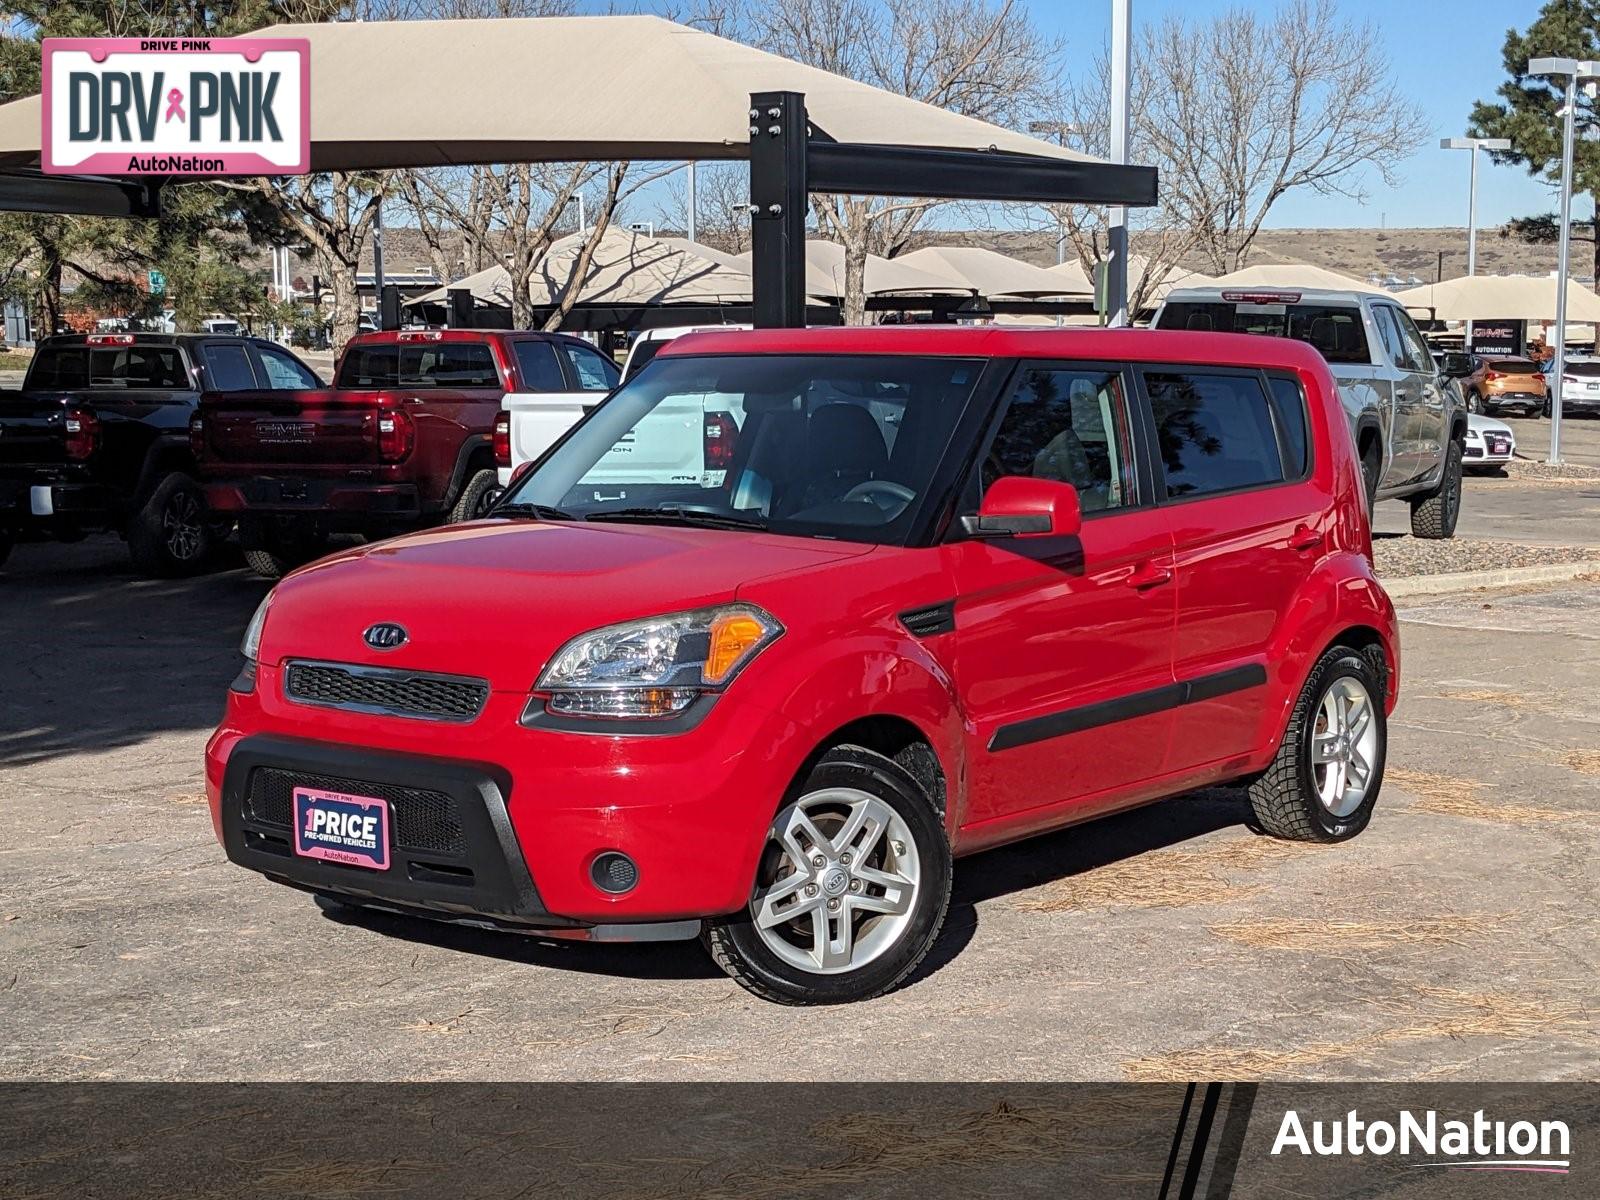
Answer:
[42,37,309,176]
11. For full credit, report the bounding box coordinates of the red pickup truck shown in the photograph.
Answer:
[195,328,615,577]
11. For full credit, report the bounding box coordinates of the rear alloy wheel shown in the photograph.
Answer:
[1409,437,1462,539]
[128,473,213,577]
[1464,390,1481,415]
[1247,645,1387,842]
[703,746,951,1004]
[448,467,502,524]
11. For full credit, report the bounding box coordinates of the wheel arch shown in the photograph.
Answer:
[132,433,199,505]
[444,434,495,505]
[795,715,950,820]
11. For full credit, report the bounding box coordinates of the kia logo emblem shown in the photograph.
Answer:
[363,622,408,651]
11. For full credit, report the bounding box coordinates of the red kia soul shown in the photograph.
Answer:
[207,327,1399,1005]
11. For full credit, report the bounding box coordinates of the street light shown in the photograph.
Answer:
[1027,120,1078,266]
[1439,137,1510,277]
[1527,57,1600,464]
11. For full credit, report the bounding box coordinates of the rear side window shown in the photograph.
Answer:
[1267,376,1311,476]
[202,344,259,392]
[563,342,620,391]
[255,345,320,389]
[1144,371,1285,499]
[1158,301,1371,364]
[513,340,567,392]
[984,368,1137,513]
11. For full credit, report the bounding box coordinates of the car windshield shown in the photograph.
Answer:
[500,353,986,545]
[1160,301,1371,365]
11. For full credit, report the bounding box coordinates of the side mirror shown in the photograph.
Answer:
[1439,352,1474,379]
[962,476,1083,539]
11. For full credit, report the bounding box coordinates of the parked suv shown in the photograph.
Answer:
[0,332,322,575]
[207,327,1399,1005]
[1461,354,1547,416]
[1154,287,1467,538]
[196,328,617,578]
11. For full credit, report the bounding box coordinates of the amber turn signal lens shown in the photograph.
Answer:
[704,612,770,684]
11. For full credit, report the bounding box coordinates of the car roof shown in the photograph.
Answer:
[1163,285,1388,304]
[659,324,1334,375]
[39,332,254,347]
[345,328,580,346]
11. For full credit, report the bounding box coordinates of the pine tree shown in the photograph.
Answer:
[1468,0,1600,281]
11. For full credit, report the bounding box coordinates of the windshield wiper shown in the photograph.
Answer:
[494,502,583,521]
[586,505,769,531]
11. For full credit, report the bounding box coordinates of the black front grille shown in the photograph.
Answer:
[284,661,488,723]
[244,766,466,855]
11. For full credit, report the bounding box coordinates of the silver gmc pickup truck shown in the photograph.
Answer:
[1153,285,1467,538]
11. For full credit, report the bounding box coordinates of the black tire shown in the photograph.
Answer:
[448,466,502,524]
[1247,644,1388,843]
[1359,436,1382,511]
[702,745,952,1005]
[1464,390,1481,415]
[240,518,330,580]
[1409,437,1462,539]
[127,472,213,577]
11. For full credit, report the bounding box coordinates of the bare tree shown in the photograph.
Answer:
[1140,0,1424,275]
[654,162,753,254]
[714,0,1061,322]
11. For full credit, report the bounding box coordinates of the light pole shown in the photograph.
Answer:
[1440,137,1510,277]
[1027,120,1077,266]
[1107,0,1132,327]
[1528,57,1600,464]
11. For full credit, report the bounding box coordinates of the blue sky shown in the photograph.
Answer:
[1039,0,1563,229]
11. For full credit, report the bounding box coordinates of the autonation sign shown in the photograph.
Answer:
[42,37,309,176]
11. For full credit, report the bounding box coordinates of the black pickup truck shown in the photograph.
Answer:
[0,332,324,575]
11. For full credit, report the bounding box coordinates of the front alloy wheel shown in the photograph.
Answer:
[703,746,951,1004]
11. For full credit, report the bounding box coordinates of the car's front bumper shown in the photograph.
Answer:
[206,663,802,929]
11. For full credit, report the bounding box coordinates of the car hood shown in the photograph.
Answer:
[1467,413,1513,436]
[258,518,874,690]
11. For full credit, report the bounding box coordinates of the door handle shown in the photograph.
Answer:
[1127,561,1174,590]
[1289,524,1324,552]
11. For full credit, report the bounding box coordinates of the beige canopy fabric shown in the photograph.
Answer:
[1394,274,1600,323]
[0,15,1103,171]
[732,241,969,300]
[1209,263,1381,294]
[894,246,1091,298]
[1045,256,1212,306]
[409,228,753,309]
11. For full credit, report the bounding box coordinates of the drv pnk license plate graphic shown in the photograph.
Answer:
[292,787,390,870]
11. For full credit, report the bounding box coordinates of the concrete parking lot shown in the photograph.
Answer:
[2,502,1597,1082]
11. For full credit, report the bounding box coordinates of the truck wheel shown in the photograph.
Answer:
[1247,644,1387,843]
[1409,437,1463,539]
[127,473,213,577]
[702,745,951,1005]
[1359,437,1382,511]
[448,467,502,524]
[240,519,329,580]
[1463,390,1481,414]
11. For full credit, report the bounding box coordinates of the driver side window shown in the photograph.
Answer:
[982,368,1137,514]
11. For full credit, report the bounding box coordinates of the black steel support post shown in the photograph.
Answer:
[749,91,809,329]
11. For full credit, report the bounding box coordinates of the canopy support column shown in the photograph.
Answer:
[749,91,809,329]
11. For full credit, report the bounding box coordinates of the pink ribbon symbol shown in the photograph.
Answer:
[164,88,185,123]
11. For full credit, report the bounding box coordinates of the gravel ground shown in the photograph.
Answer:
[1372,533,1600,578]
[1502,456,1600,482]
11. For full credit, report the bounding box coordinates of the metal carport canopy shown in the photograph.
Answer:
[0,14,1131,171]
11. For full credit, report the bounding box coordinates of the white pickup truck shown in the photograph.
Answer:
[498,325,747,500]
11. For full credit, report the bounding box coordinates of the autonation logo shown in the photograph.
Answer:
[1272,1108,1572,1174]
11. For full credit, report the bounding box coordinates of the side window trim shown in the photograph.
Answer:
[1135,365,1295,506]
[957,359,1150,527]
[1262,369,1314,483]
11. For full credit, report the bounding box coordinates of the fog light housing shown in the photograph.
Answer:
[590,851,639,895]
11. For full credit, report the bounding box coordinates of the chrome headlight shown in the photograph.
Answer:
[534,604,782,720]
[241,593,273,662]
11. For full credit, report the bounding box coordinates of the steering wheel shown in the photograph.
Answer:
[841,479,916,513]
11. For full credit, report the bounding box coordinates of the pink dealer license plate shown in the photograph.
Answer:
[292,787,391,871]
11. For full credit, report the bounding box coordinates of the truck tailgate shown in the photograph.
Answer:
[201,389,380,467]
[0,391,68,468]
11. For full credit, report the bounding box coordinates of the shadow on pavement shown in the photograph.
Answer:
[0,535,269,767]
